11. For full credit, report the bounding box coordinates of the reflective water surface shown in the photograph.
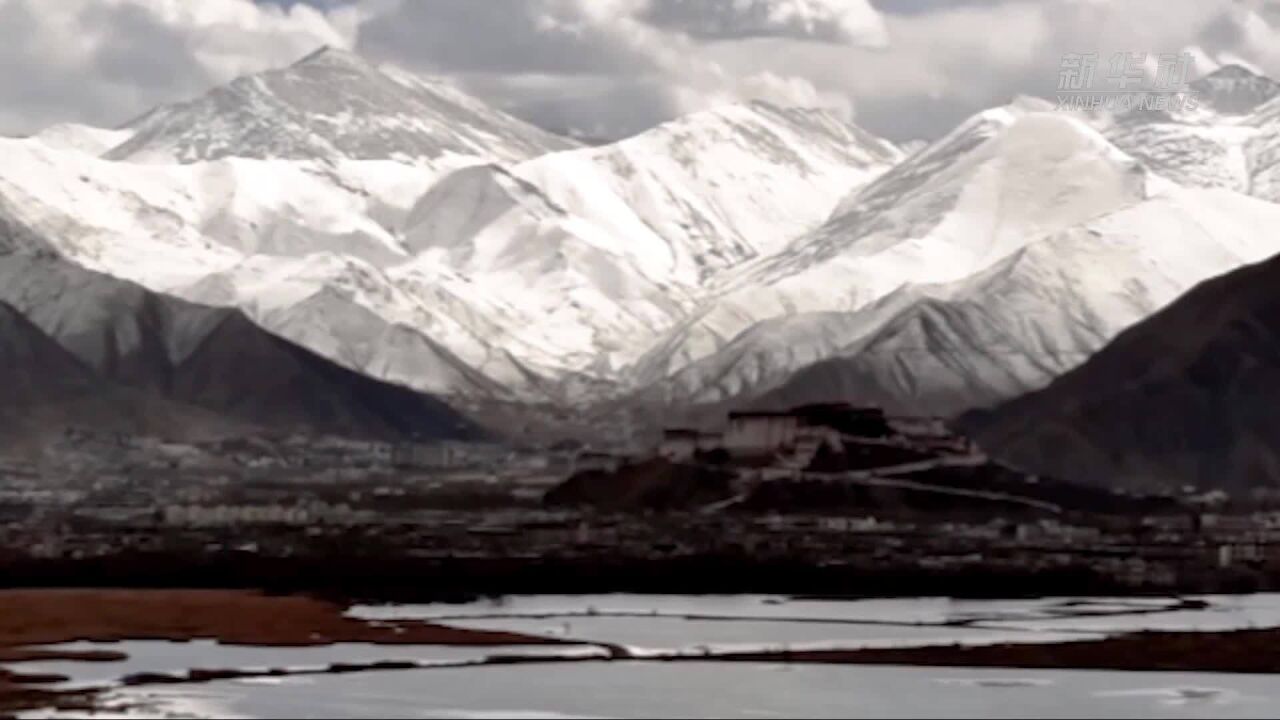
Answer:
[19,594,1280,719]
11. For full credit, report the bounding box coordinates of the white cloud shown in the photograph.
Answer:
[353,0,880,138]
[0,0,359,134]
[696,0,1280,141]
[640,0,887,45]
[8,0,1280,142]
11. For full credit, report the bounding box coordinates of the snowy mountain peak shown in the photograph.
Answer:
[106,49,578,165]
[508,99,903,283]
[1190,64,1280,115]
[801,109,1148,270]
[826,97,1053,221]
[290,44,371,73]
[1197,63,1269,82]
[640,100,900,167]
[628,107,1159,399]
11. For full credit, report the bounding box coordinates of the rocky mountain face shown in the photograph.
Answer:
[1190,64,1280,116]
[960,254,1280,493]
[1104,65,1280,198]
[106,47,576,166]
[0,300,106,409]
[0,248,484,446]
[0,297,244,451]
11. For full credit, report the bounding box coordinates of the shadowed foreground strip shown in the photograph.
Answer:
[695,628,1280,674]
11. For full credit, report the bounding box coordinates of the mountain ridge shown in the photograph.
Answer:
[106,46,577,165]
[960,252,1280,492]
[6,51,1280,461]
[0,248,486,444]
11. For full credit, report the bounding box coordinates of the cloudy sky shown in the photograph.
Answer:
[5,0,1280,142]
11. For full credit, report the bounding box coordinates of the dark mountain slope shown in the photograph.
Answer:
[0,252,485,443]
[960,253,1280,492]
[168,310,480,440]
[0,301,243,451]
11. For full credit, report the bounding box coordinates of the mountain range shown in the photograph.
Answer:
[3,47,1280,489]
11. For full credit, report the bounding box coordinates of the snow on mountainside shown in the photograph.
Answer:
[177,252,521,399]
[636,106,1154,388]
[1244,95,1280,200]
[513,101,903,281]
[9,50,1280,436]
[637,96,1280,419]
[171,158,701,401]
[0,136,439,284]
[109,46,576,165]
[368,102,901,394]
[1103,65,1280,198]
[0,139,525,398]
[757,188,1280,416]
[27,123,135,156]
[960,252,1280,492]
[1191,64,1280,116]
[1105,116,1255,192]
[0,51,901,405]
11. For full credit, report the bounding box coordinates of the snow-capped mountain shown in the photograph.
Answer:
[960,251,1280,492]
[634,96,1280,420]
[178,252,525,398]
[0,136,418,284]
[756,188,1280,416]
[512,101,903,281]
[636,106,1155,395]
[0,49,902,406]
[107,46,576,166]
[0,48,580,286]
[6,47,1280,449]
[373,100,902,391]
[1190,64,1280,116]
[1102,65,1280,198]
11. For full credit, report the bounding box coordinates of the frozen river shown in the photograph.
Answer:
[19,594,1280,719]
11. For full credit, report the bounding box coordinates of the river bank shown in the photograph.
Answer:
[6,589,1280,717]
[699,627,1280,674]
[0,589,560,715]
